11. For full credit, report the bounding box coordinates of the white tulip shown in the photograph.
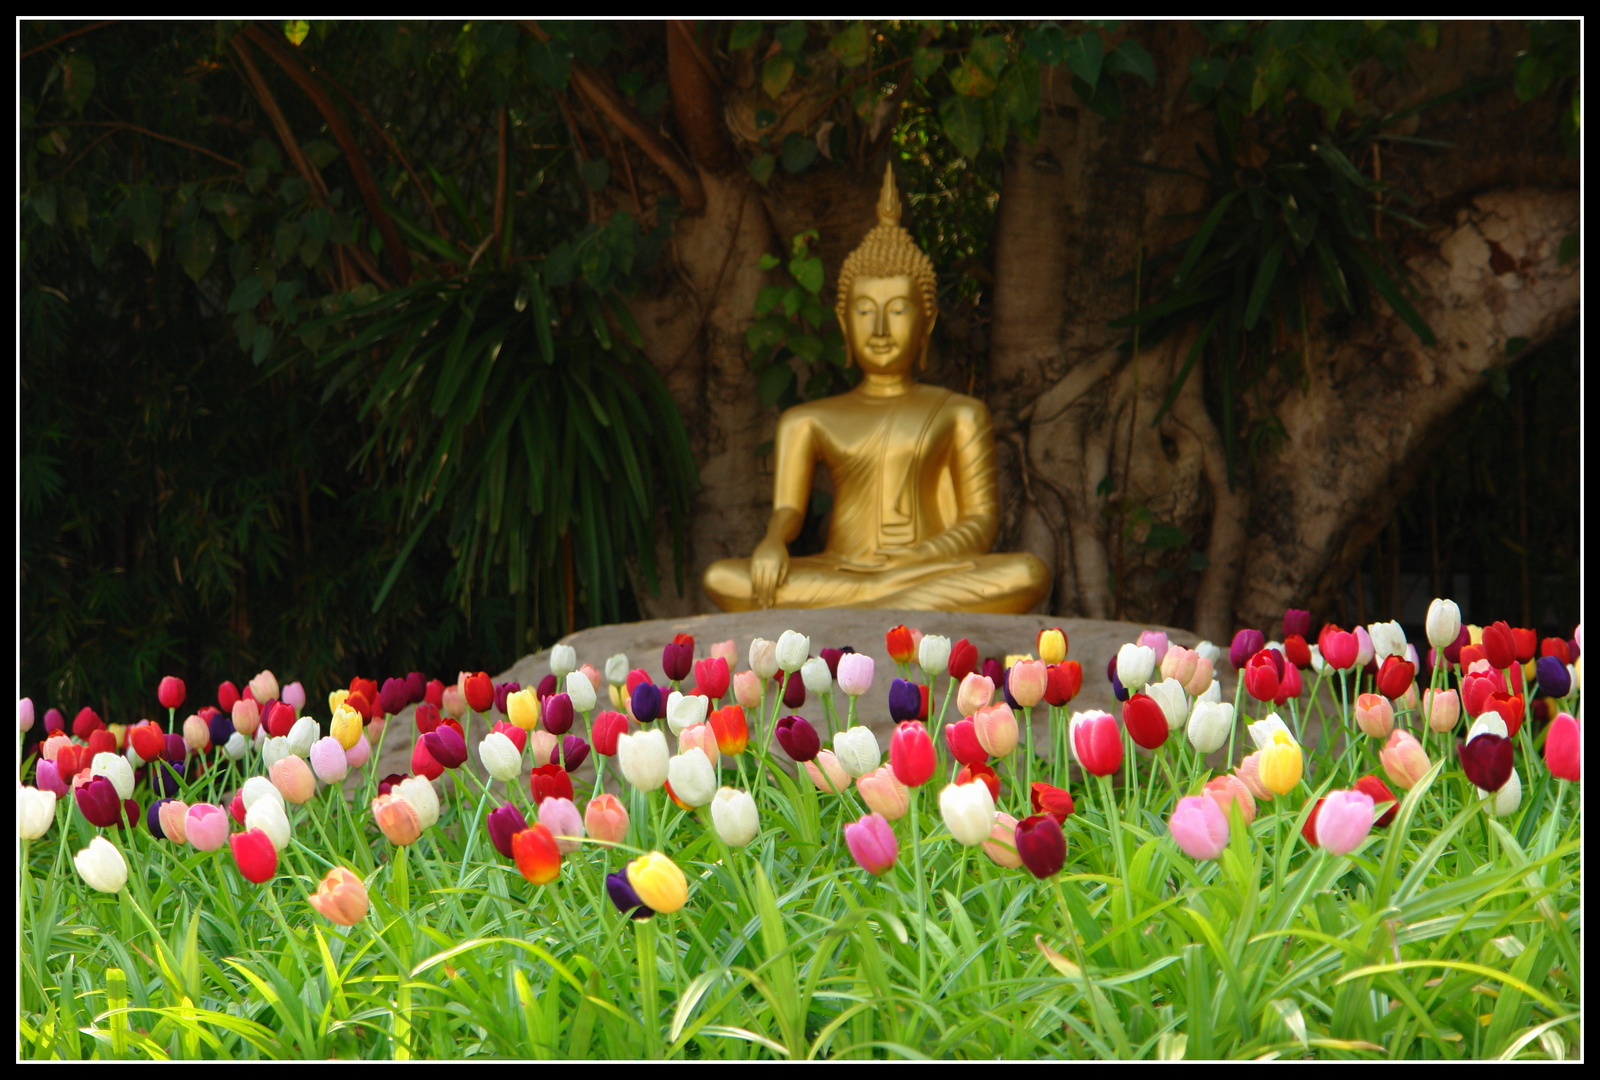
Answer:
[1247,712,1291,750]
[551,643,578,679]
[246,798,291,852]
[1193,640,1222,664]
[1477,767,1522,817]
[1425,599,1461,650]
[918,634,952,678]
[19,786,57,839]
[223,732,249,760]
[395,775,440,830]
[711,787,760,847]
[939,780,997,847]
[125,743,146,770]
[1145,678,1189,732]
[565,670,597,714]
[479,732,522,782]
[617,729,670,792]
[666,750,717,807]
[832,726,882,778]
[749,638,780,680]
[91,752,135,800]
[605,653,630,686]
[666,691,708,735]
[1187,701,1234,754]
[287,716,319,758]
[1368,620,1407,663]
[1466,712,1508,743]
[74,835,128,893]
[775,630,811,673]
[262,736,292,772]
[1199,679,1223,703]
[1309,644,1325,673]
[801,656,833,695]
[241,774,285,813]
[1117,643,1156,693]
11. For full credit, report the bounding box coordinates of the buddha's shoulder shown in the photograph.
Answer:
[918,384,992,424]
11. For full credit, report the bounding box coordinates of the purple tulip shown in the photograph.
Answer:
[379,678,410,717]
[152,758,186,797]
[1105,657,1129,702]
[543,693,574,736]
[606,870,655,919]
[552,734,590,771]
[494,681,520,716]
[631,682,662,724]
[1283,609,1311,640]
[775,715,820,762]
[148,797,176,839]
[1230,629,1265,670]
[422,725,468,769]
[1001,667,1021,710]
[486,802,528,859]
[662,641,694,683]
[163,732,188,763]
[888,678,922,722]
[207,711,235,749]
[1535,655,1571,698]
[405,671,427,705]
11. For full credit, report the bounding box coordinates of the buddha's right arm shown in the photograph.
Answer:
[766,409,816,545]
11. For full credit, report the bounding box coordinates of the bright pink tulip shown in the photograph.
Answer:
[844,813,898,875]
[185,802,230,851]
[1073,712,1123,776]
[889,721,936,787]
[1544,712,1580,781]
[1313,790,1376,856]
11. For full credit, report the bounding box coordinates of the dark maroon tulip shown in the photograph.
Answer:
[379,678,409,717]
[536,674,558,701]
[1283,608,1311,640]
[776,671,806,709]
[422,725,468,769]
[1458,734,1514,793]
[487,802,528,859]
[414,701,442,735]
[163,732,188,763]
[76,776,137,828]
[1443,626,1469,666]
[662,640,695,683]
[378,773,410,796]
[552,734,590,771]
[1015,814,1066,879]
[630,682,662,724]
[606,870,655,919]
[980,658,1004,689]
[543,693,574,735]
[775,715,820,762]
[820,646,854,680]
[494,681,520,715]
[888,678,922,722]
[405,672,427,705]
[1230,629,1265,670]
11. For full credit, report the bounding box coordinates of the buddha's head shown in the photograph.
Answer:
[836,165,938,376]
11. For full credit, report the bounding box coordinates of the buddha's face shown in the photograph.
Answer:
[840,275,932,376]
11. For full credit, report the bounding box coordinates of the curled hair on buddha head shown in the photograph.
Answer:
[835,164,940,334]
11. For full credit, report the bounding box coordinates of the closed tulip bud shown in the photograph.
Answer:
[1072,711,1123,776]
[711,787,760,847]
[524,729,557,766]
[1160,646,1195,687]
[245,670,278,704]
[1203,773,1256,826]
[597,654,627,689]
[1476,765,1522,816]
[1375,656,1415,702]
[617,729,670,792]
[665,691,709,736]
[831,726,882,778]
[562,671,596,715]
[580,710,622,758]
[675,723,717,769]
[659,634,694,683]
[1354,693,1395,739]
[844,813,898,875]
[836,653,875,697]
[1478,621,1514,671]
[963,703,1011,759]
[157,675,186,711]
[1308,790,1374,855]
[910,634,950,678]
[957,672,994,716]
[940,779,996,846]
[772,630,809,673]
[473,731,518,782]
[856,766,910,820]
[1257,731,1303,795]
[321,705,359,752]
[280,715,313,758]
[1114,643,1154,694]
[75,835,129,893]
[245,796,292,852]
[547,643,577,680]
[409,737,443,782]
[768,714,815,762]
[422,724,468,771]
[302,737,345,785]
[34,758,66,798]
[537,797,586,855]
[511,824,562,885]
[688,657,729,702]
[876,623,911,665]
[1122,693,1169,751]
[585,793,630,845]
[1424,598,1461,651]
[789,658,828,701]
[1041,661,1080,707]
[804,749,850,794]
[1007,660,1049,709]
[456,672,491,715]
[231,698,262,739]
[92,752,135,800]
[180,802,226,851]
[19,786,56,839]
[1187,700,1234,755]
[718,673,755,714]
[1024,628,1062,668]
[1168,795,1229,860]
[1535,655,1571,698]
[262,736,291,773]
[180,713,209,753]
[970,811,1019,868]
[377,677,407,718]
[882,677,917,722]
[746,638,777,681]
[625,681,660,725]
[627,851,688,913]
[308,867,369,926]
[938,638,975,681]
[1366,620,1406,664]
[890,721,937,786]
[537,693,572,737]
[242,774,287,813]
[19,697,35,733]
[1456,732,1513,792]
[1544,712,1579,781]
[1226,629,1262,671]
[1242,650,1279,703]
[371,793,421,846]
[1379,729,1432,790]
[440,685,467,720]
[703,640,735,670]
[1230,752,1270,802]
[1013,813,1067,878]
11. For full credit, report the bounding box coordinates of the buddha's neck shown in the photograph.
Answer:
[853,370,916,398]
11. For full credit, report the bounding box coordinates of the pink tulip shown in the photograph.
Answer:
[537,796,586,854]
[1313,789,1376,855]
[1423,688,1460,733]
[677,722,721,768]
[982,811,1023,868]
[584,794,630,845]
[310,736,350,784]
[1236,752,1273,802]
[185,803,230,851]
[710,639,738,667]
[957,672,995,715]
[1202,774,1256,826]
[270,755,317,804]
[732,670,763,710]
[856,765,910,820]
[804,749,850,794]
[345,734,373,769]
[1168,795,1229,860]
[844,812,898,875]
[1007,660,1049,709]
[836,654,875,697]
[973,703,1019,758]
[1137,630,1170,667]
[1354,693,1394,739]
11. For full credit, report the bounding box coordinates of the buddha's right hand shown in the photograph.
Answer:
[750,537,790,608]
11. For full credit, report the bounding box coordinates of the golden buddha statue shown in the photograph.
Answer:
[703,165,1051,613]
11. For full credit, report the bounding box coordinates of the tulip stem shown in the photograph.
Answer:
[909,784,927,999]
[931,676,956,743]
[1099,773,1132,925]
[1023,705,1035,812]
[636,917,661,1058]
[1228,666,1245,769]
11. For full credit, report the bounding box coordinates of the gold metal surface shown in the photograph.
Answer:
[704,165,1051,612]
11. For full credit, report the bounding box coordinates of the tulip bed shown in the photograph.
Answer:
[17,610,1583,1060]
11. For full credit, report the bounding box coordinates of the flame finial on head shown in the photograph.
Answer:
[836,163,938,326]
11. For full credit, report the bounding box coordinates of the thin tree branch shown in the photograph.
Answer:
[58,120,244,172]
[492,105,509,262]
[22,20,117,59]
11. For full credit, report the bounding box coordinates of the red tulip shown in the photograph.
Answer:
[918,683,931,722]
[1283,634,1311,670]
[947,638,979,681]
[1044,661,1083,707]
[1510,627,1537,664]
[1030,782,1075,824]
[1376,656,1415,701]
[1488,692,1525,739]
[1352,774,1399,828]
[73,706,105,740]
[592,710,629,757]
[1123,693,1169,750]
[54,742,88,781]
[529,763,574,806]
[86,729,116,760]
[1301,798,1325,848]
[1073,713,1124,777]
[345,690,374,721]
[463,672,495,714]
[1481,622,1517,671]
[1276,662,1303,704]
[425,679,445,708]
[158,676,186,710]
[512,824,562,885]
[692,656,730,700]
[230,828,278,884]
[230,791,248,824]
[1244,650,1280,703]
[1540,637,1571,665]
[414,701,442,735]
[1462,670,1501,718]
[890,721,936,787]
[217,681,240,713]
[886,624,916,665]
[410,734,444,780]
[492,720,528,754]
[1457,734,1514,792]
[955,762,1001,803]
[129,721,166,763]
[1014,814,1066,878]
[943,719,987,766]
[1544,712,1580,781]
[264,700,296,739]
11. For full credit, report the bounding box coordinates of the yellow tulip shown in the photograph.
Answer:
[625,852,688,914]
[1038,628,1067,665]
[1003,653,1036,670]
[506,687,541,731]
[330,704,364,750]
[1257,731,1303,795]
[328,688,351,715]
[1466,624,1483,646]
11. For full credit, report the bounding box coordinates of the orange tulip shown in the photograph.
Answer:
[709,705,749,755]
[308,867,370,926]
[371,793,422,846]
[512,824,562,885]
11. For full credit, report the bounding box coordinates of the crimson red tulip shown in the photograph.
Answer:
[529,763,574,806]
[410,738,445,781]
[955,762,1001,803]
[492,720,528,754]
[890,721,936,787]
[543,693,574,735]
[693,656,730,700]
[1443,626,1469,665]
[1244,650,1280,703]
[487,803,528,859]
[1073,713,1123,776]
[1045,661,1082,707]
[1488,692,1525,738]
[1301,797,1325,848]
[86,729,117,760]
[217,681,240,712]
[1353,774,1399,828]
[943,719,987,766]
[592,710,629,756]
[405,671,427,705]
[425,678,445,708]
[774,715,820,762]
[1481,622,1517,671]
[947,638,979,681]
[1014,814,1066,878]
[230,791,248,824]
[463,672,495,714]
[1123,693,1169,750]
[54,742,88,781]
[1283,608,1311,640]
[1540,637,1571,664]
[1276,662,1303,704]
[1457,734,1514,792]
[73,706,105,740]
[264,700,296,738]
[76,776,137,828]
[158,676,186,710]
[1030,782,1075,823]
[1376,656,1415,701]
[1510,627,1536,664]
[1283,634,1311,669]
[230,828,278,884]
[129,722,166,763]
